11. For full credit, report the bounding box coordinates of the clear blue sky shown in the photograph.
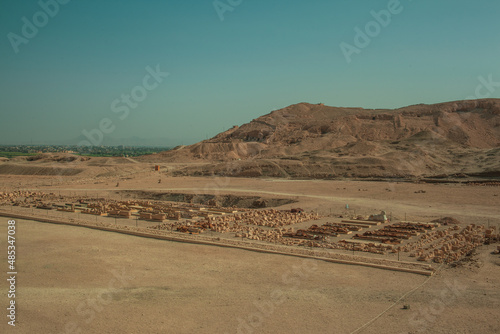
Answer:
[1,0,499,146]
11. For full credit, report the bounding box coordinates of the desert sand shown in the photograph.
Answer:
[1,170,499,333]
[0,215,498,334]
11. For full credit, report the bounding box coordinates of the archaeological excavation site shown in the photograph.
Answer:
[3,0,500,332]
[1,100,499,333]
[1,189,498,279]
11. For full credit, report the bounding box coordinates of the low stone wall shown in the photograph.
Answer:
[0,210,434,276]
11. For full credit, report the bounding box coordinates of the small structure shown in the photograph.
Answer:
[368,211,388,222]
[152,213,166,222]
[139,212,152,219]
[154,165,160,171]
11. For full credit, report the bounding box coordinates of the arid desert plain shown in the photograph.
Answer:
[3,0,500,331]
[0,157,499,334]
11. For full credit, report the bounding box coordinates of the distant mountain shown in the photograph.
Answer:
[141,99,500,179]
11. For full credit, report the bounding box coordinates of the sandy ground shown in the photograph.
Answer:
[13,172,499,224]
[0,218,498,334]
[0,169,499,333]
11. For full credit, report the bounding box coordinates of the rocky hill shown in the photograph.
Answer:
[144,99,500,180]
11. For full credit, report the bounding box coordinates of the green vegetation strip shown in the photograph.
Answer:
[0,152,38,158]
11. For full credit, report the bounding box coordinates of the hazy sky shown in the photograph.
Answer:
[1,0,499,146]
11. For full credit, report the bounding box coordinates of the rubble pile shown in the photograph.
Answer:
[232,209,320,227]
[403,224,497,263]
[353,222,438,245]
[0,191,57,206]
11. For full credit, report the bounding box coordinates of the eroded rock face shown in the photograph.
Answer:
[126,191,297,209]
[145,99,500,179]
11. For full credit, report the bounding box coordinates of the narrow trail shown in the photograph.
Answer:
[349,264,445,334]
[124,157,140,164]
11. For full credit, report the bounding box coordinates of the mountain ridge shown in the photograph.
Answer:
[140,99,500,179]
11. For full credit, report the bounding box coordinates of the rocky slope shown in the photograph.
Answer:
[144,99,500,179]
